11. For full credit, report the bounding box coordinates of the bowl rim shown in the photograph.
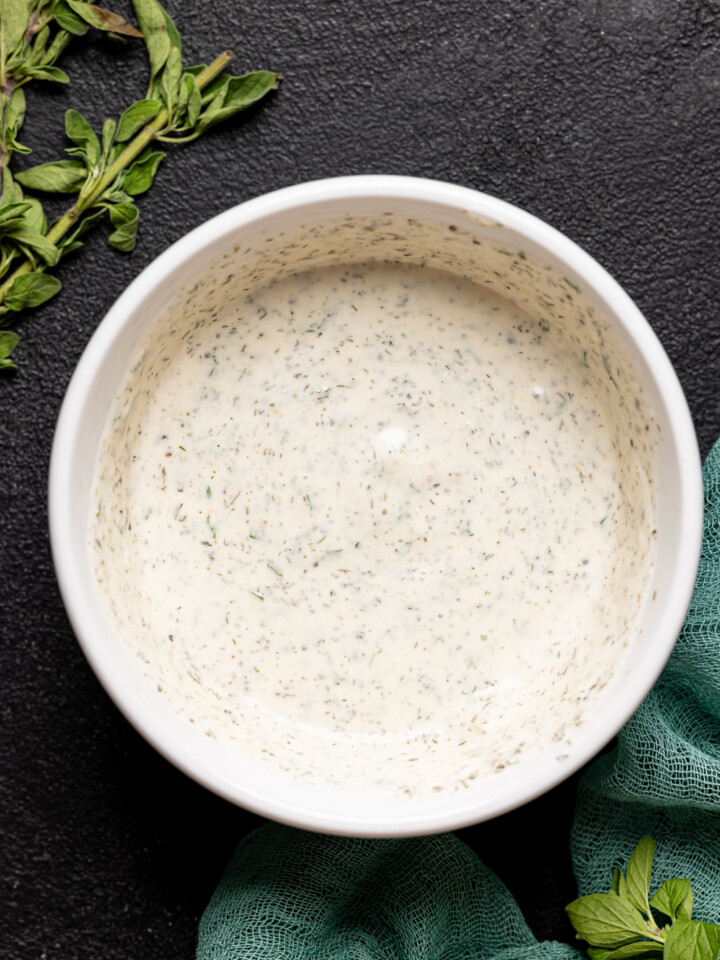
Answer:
[49,174,704,836]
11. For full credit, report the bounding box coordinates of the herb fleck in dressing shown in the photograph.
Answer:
[91,258,656,795]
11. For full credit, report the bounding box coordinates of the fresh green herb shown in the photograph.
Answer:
[650,880,693,923]
[564,276,581,293]
[0,0,280,371]
[266,561,282,577]
[0,329,20,370]
[567,837,720,960]
[249,589,264,600]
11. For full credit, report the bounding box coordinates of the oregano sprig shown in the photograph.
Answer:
[0,0,141,168]
[0,0,280,371]
[566,837,720,960]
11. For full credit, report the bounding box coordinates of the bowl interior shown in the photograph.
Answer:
[51,178,702,835]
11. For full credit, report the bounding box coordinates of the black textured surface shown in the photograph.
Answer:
[2,1,719,956]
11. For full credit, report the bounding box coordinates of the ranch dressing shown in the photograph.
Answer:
[91,259,656,795]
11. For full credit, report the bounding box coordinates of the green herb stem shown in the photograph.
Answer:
[72,50,232,214]
[0,49,233,301]
[642,930,667,945]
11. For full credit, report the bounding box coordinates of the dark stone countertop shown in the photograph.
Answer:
[2,1,719,956]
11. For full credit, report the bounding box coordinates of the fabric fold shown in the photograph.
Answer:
[198,826,578,959]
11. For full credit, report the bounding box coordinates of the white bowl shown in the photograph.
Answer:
[49,176,702,836]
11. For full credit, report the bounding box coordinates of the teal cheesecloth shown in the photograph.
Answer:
[195,442,720,960]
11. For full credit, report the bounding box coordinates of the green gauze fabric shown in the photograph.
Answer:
[197,441,720,960]
[197,828,578,960]
[571,438,720,915]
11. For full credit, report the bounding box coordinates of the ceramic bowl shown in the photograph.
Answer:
[49,176,702,836]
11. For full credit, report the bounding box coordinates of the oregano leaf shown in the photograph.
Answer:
[122,150,164,195]
[159,43,182,112]
[116,99,162,141]
[0,168,15,208]
[2,225,60,266]
[160,3,181,53]
[108,201,138,224]
[589,944,663,959]
[31,23,51,62]
[102,118,117,160]
[65,109,100,167]
[3,94,22,143]
[183,73,201,126]
[611,868,630,901]
[649,878,693,923]
[62,207,106,249]
[15,160,87,193]
[677,893,695,922]
[625,838,655,917]
[195,70,280,134]
[58,240,83,256]
[132,0,171,81]
[565,893,648,948]
[664,919,720,960]
[0,0,30,58]
[108,201,138,251]
[16,64,70,83]
[198,77,228,117]
[3,272,61,310]
[0,330,20,359]
[21,196,46,234]
[8,137,31,155]
[102,184,132,203]
[66,0,142,37]
[607,945,663,958]
[0,202,33,227]
[8,87,26,128]
[53,0,89,35]
[175,68,190,114]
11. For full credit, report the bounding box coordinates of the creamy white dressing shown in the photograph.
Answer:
[90,235,657,797]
